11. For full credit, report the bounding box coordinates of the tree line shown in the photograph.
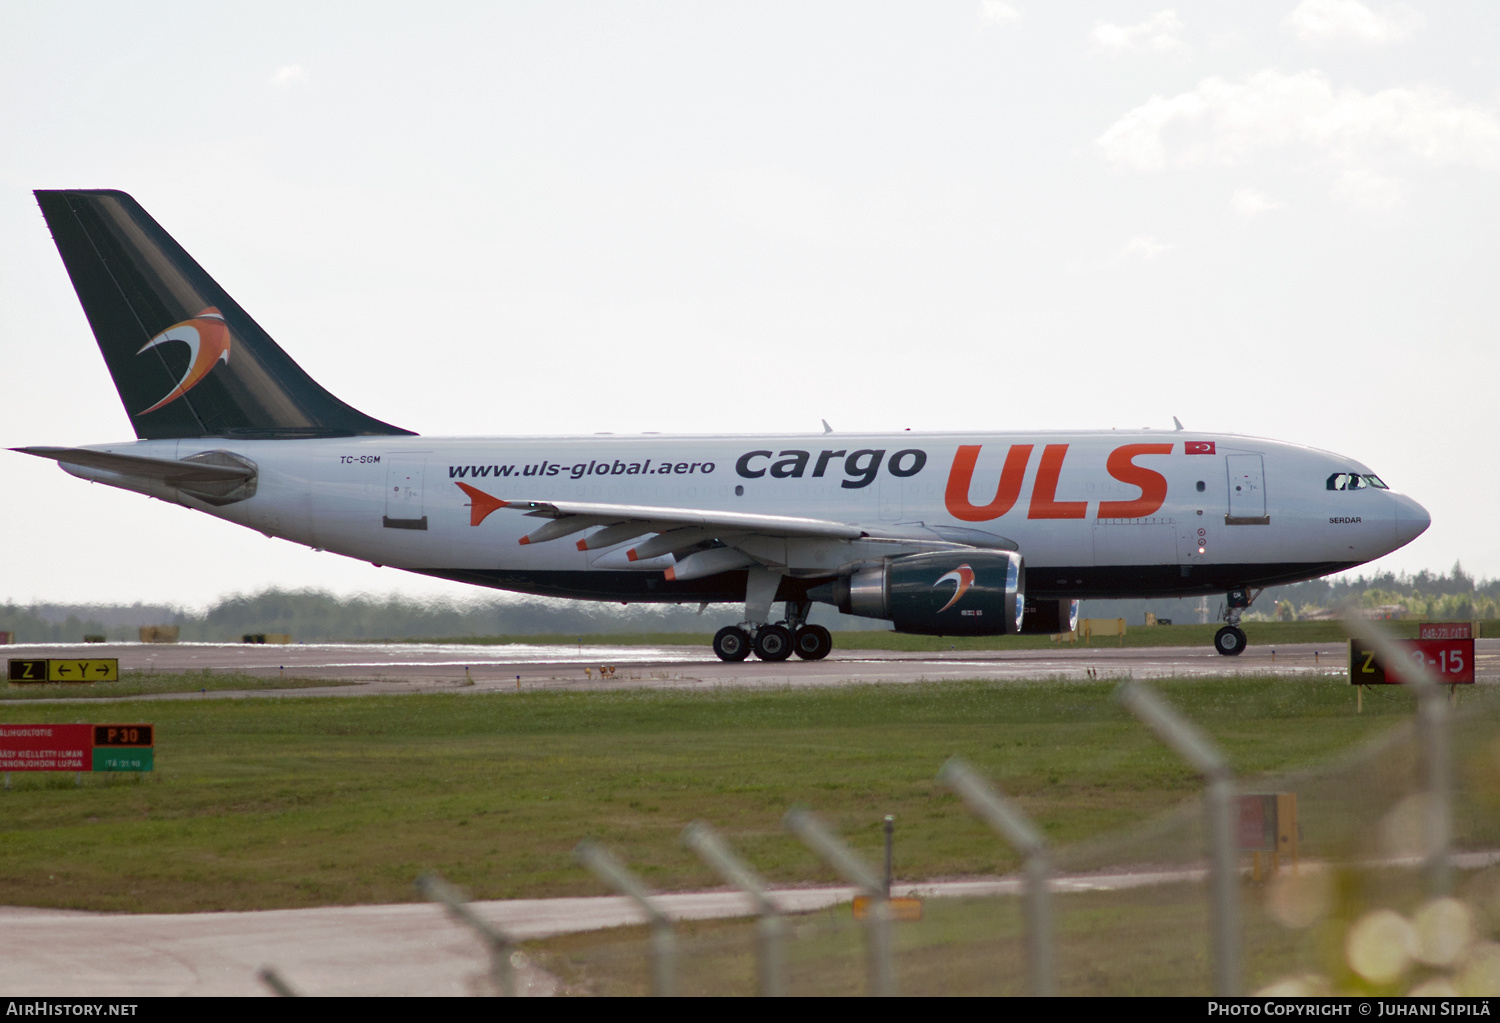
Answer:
[1,563,1492,643]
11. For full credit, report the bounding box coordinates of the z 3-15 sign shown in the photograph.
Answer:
[1348,638,1475,685]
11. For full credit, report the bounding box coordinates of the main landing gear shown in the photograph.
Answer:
[1213,587,1261,657]
[712,598,832,662]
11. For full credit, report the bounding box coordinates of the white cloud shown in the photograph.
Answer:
[1328,167,1405,210]
[1065,234,1176,273]
[1121,235,1174,260]
[268,65,308,89]
[1090,10,1190,57]
[978,1,1021,29]
[1285,0,1425,47]
[1230,187,1282,220]
[1097,69,1500,209]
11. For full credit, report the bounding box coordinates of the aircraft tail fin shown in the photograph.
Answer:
[33,189,413,440]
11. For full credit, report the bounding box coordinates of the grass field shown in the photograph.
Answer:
[529,883,1289,996]
[527,864,1493,997]
[1,672,350,701]
[397,619,1497,650]
[0,674,1463,915]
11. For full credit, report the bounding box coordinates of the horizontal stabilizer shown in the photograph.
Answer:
[14,446,253,484]
[14,446,258,507]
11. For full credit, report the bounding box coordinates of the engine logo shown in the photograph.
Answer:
[934,564,974,613]
[135,307,231,415]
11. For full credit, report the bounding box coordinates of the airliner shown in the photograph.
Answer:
[13,190,1431,661]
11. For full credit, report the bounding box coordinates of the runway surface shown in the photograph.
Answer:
[7,639,1496,700]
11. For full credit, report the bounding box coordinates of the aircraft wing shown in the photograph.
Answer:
[494,496,866,545]
[14,446,255,485]
[461,484,1015,578]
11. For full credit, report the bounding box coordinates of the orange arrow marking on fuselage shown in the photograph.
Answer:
[455,482,507,526]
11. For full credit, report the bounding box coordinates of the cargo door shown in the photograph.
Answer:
[1092,518,1179,566]
[383,455,427,530]
[1225,454,1268,525]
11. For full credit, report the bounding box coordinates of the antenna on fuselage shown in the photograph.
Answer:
[1172,416,1185,431]
[822,419,833,434]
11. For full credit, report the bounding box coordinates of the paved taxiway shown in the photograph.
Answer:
[10,852,1500,996]
[1,878,1181,996]
[7,639,1496,700]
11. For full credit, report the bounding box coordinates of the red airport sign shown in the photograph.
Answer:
[0,723,154,772]
[1348,637,1474,685]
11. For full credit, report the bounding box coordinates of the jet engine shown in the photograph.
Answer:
[1017,598,1079,636]
[809,551,1024,636]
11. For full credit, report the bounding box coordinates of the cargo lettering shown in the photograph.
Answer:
[736,448,927,490]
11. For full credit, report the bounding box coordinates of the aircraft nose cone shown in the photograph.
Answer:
[1394,493,1431,548]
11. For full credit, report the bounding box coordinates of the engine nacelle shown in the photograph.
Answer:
[810,551,1024,636]
[1017,598,1079,636]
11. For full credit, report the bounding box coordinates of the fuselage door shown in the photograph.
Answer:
[1225,454,1268,525]
[384,455,427,530]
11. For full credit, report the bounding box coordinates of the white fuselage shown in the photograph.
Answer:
[58,429,1429,605]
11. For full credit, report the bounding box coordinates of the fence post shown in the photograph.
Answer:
[575,842,677,997]
[1340,612,1451,895]
[1117,681,1240,996]
[257,966,299,997]
[681,821,785,997]
[417,872,515,996]
[938,757,1055,996]
[783,808,894,997]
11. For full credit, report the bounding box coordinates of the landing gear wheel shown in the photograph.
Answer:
[793,625,833,661]
[753,624,794,662]
[1214,626,1247,657]
[713,626,752,662]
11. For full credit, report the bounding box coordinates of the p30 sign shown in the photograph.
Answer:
[1348,638,1475,685]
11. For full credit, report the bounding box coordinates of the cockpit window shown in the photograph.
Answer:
[1327,472,1387,491]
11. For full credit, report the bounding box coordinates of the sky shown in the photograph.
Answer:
[2,0,1497,608]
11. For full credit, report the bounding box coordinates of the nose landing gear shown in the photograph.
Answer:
[1214,625,1247,656]
[1213,587,1260,656]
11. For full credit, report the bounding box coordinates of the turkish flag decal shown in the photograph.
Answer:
[1185,441,1216,455]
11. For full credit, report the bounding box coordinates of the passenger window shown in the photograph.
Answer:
[1196,481,1205,492]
